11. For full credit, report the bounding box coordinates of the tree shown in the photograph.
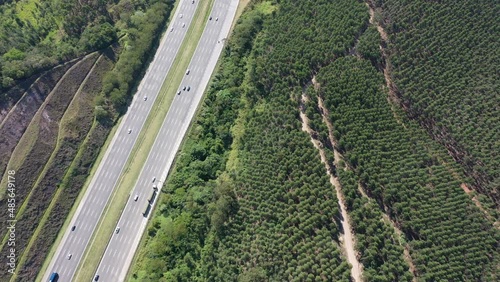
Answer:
[238,267,267,282]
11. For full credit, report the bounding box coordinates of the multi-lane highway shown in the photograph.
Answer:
[94,0,238,281]
[42,0,199,281]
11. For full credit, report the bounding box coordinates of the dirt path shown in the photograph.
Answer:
[365,2,408,129]
[299,92,363,282]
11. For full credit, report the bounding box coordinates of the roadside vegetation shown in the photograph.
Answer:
[97,0,175,117]
[129,1,269,279]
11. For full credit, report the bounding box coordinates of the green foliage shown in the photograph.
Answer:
[317,56,498,281]
[79,22,117,51]
[100,0,173,114]
[249,0,368,100]
[2,47,26,61]
[238,267,268,282]
[0,0,114,96]
[379,0,499,202]
[357,26,382,66]
[205,0,370,280]
[129,3,267,279]
[210,180,238,234]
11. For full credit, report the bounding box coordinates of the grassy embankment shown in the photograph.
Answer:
[13,48,117,282]
[0,53,99,281]
[0,61,77,197]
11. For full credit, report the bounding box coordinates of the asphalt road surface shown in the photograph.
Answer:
[42,1,199,281]
[94,0,238,281]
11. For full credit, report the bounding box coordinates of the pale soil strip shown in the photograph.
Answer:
[299,92,363,282]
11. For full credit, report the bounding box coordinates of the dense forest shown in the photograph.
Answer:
[375,0,499,205]
[0,0,116,97]
[316,56,497,280]
[132,0,498,281]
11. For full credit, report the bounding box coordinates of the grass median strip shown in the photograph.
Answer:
[73,0,215,281]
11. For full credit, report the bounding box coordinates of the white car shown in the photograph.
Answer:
[182,23,185,28]
[216,17,218,21]
[180,13,183,18]
[170,27,174,32]
[128,129,132,134]
[186,69,190,75]
[134,195,139,201]
[115,227,120,234]
[177,90,181,95]
[67,253,72,260]
[143,96,147,101]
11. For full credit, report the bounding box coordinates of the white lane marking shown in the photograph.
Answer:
[78,237,83,245]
